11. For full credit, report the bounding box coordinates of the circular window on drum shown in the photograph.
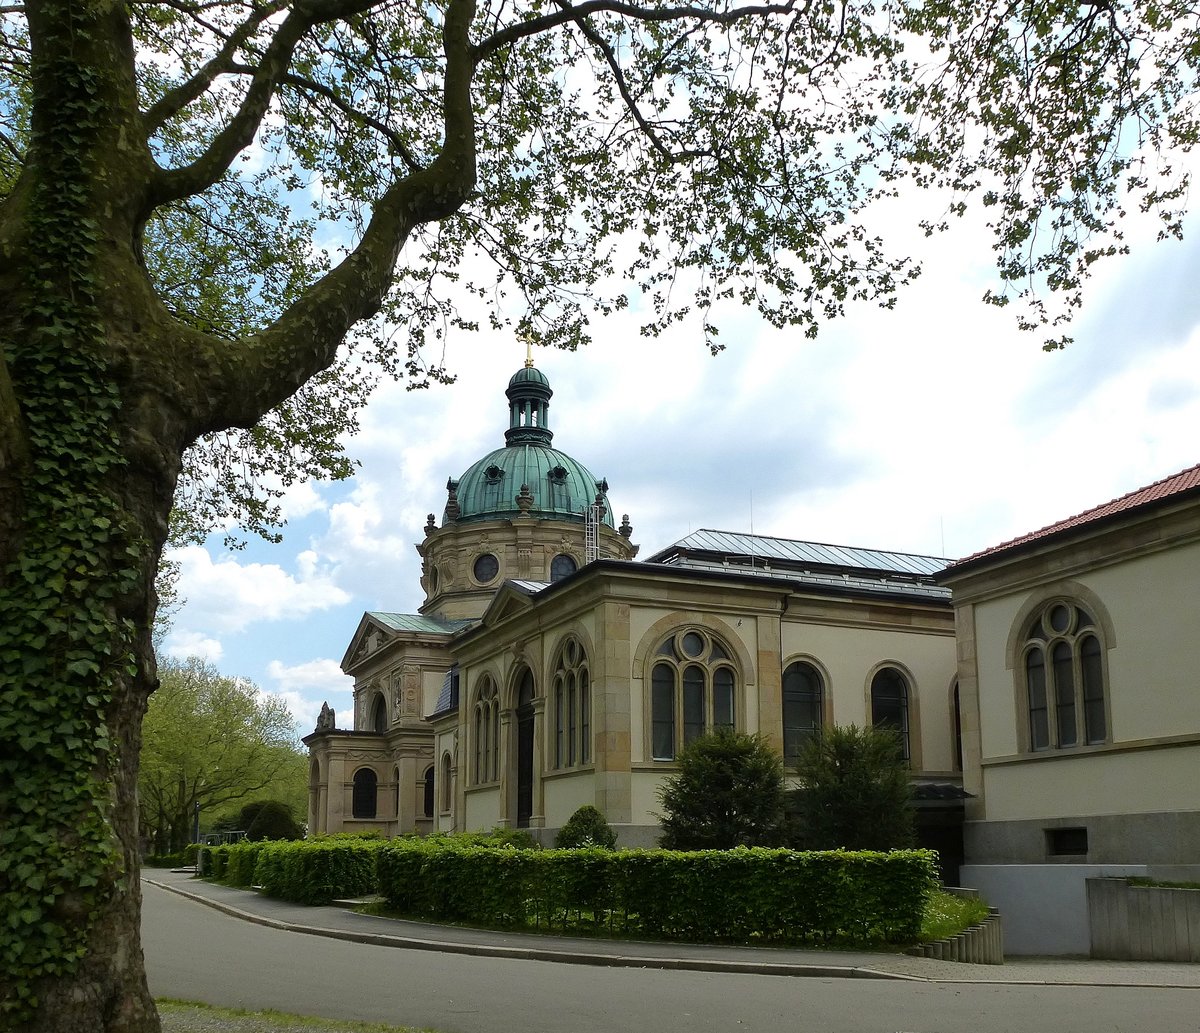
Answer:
[473,553,499,584]
[550,554,577,582]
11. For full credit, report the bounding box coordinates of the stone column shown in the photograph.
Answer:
[594,600,632,824]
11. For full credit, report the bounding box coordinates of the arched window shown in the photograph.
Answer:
[370,692,388,733]
[422,765,435,818]
[782,661,824,766]
[1022,601,1107,750]
[553,637,591,768]
[550,554,578,582]
[352,768,377,819]
[440,752,453,813]
[650,629,737,760]
[871,667,911,761]
[473,678,499,784]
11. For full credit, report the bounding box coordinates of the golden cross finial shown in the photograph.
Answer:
[519,330,536,368]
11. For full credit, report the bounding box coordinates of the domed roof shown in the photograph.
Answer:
[454,445,615,526]
[508,365,550,390]
[443,361,615,527]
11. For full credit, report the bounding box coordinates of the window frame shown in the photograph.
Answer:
[648,628,739,761]
[472,677,500,784]
[1018,599,1110,753]
[782,659,826,767]
[552,636,592,769]
[869,666,913,764]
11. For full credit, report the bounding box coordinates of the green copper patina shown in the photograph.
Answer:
[446,363,615,526]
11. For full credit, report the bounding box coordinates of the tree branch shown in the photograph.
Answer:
[190,0,479,435]
[473,0,799,62]
[148,0,384,207]
[141,1,289,133]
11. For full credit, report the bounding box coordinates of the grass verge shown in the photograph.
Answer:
[918,890,990,943]
[157,999,434,1033]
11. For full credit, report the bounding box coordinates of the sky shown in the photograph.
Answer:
[160,197,1200,740]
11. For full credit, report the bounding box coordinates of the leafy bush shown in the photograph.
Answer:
[788,724,914,850]
[375,838,936,946]
[141,850,189,868]
[555,805,618,849]
[658,730,786,849]
[252,838,383,904]
[238,800,304,841]
[222,842,267,887]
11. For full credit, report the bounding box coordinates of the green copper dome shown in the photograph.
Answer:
[444,363,615,527]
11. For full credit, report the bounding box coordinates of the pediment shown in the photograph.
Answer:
[341,614,397,673]
[477,582,537,627]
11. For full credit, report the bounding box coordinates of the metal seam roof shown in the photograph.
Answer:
[648,528,949,577]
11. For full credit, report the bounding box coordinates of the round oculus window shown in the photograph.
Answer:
[550,553,578,582]
[473,553,499,583]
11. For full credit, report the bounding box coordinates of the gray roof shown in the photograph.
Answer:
[658,556,950,600]
[509,580,551,594]
[648,529,949,577]
[646,529,950,601]
[367,612,476,635]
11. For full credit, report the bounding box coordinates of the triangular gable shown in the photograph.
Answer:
[341,613,398,673]
[476,581,539,628]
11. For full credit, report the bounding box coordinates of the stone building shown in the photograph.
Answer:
[304,359,963,847]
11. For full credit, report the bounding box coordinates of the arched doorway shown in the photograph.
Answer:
[515,670,535,828]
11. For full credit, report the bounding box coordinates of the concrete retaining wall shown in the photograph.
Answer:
[1088,878,1200,961]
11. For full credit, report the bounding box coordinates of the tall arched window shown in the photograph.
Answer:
[370,692,388,733]
[871,667,911,761]
[473,678,499,783]
[1022,601,1107,751]
[440,752,453,813]
[422,765,435,818]
[553,636,591,768]
[352,768,377,819]
[650,629,737,760]
[782,661,824,766]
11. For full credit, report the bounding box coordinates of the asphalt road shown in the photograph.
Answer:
[141,880,1200,1033]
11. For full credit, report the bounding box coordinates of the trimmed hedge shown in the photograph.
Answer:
[376,841,937,946]
[250,838,384,905]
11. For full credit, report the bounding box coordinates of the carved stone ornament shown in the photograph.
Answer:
[315,701,335,732]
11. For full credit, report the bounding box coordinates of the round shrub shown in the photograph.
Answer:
[555,805,618,849]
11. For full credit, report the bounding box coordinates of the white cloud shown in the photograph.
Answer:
[167,544,352,635]
[162,630,224,662]
[266,658,355,734]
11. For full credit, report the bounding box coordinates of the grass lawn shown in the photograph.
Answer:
[157,1000,435,1033]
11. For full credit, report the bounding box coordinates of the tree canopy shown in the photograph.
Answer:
[788,724,915,852]
[1,1,1197,1029]
[658,730,786,849]
[139,657,306,856]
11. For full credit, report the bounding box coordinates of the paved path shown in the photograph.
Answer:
[144,869,1200,988]
[140,875,1200,1033]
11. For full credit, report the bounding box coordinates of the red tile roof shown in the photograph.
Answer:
[946,463,1200,573]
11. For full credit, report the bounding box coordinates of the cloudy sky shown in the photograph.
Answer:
[160,195,1200,738]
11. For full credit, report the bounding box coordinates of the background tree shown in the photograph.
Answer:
[2,1,1197,1029]
[138,658,305,855]
[788,724,914,852]
[213,800,305,842]
[658,730,786,850]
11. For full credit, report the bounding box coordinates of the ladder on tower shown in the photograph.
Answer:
[584,503,600,564]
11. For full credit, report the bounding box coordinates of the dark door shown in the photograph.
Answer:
[516,703,534,827]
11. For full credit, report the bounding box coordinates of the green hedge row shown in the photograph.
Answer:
[376,841,937,945]
[200,838,384,904]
